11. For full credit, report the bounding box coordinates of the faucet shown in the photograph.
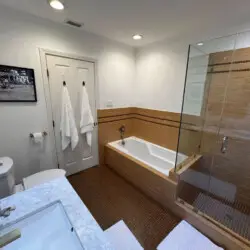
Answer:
[0,206,16,218]
[0,229,21,248]
[119,125,126,146]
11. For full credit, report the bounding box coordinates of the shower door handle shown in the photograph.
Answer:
[221,136,228,154]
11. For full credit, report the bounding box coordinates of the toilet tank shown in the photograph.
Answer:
[0,157,15,199]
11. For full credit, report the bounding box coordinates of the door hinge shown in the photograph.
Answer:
[52,120,55,128]
[46,69,50,78]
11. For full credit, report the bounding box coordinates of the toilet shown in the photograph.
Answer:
[0,157,66,199]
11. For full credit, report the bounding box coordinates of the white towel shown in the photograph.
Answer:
[80,86,94,147]
[105,220,143,250]
[60,86,79,151]
[157,220,224,250]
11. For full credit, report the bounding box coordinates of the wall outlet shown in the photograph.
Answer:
[106,100,113,108]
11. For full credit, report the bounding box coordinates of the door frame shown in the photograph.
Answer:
[39,49,99,171]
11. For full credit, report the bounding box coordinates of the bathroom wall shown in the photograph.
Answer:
[0,5,135,182]
[135,41,187,113]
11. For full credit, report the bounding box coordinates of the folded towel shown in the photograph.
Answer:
[80,86,94,147]
[60,86,79,150]
[105,220,143,250]
[157,220,224,250]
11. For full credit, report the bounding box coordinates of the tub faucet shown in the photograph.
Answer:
[0,206,16,218]
[119,125,126,146]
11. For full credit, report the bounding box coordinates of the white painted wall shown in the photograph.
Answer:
[182,48,209,116]
[0,5,135,182]
[135,41,188,112]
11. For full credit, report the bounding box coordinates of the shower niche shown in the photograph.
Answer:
[175,31,250,243]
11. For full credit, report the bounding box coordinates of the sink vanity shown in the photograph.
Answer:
[0,178,114,249]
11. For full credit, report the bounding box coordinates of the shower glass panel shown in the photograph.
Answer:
[176,32,250,242]
[176,44,212,206]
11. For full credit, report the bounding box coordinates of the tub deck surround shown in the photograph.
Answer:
[169,154,203,182]
[105,136,188,212]
[0,177,114,250]
[105,142,178,212]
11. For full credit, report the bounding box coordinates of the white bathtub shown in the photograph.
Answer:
[108,136,187,176]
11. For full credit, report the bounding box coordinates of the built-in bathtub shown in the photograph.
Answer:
[105,136,188,212]
[108,136,187,177]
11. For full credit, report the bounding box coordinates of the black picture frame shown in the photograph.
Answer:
[0,64,37,102]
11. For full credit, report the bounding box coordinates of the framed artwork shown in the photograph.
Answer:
[0,65,37,102]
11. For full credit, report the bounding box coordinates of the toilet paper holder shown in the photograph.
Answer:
[29,132,47,138]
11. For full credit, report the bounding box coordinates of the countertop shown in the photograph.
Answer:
[0,177,114,250]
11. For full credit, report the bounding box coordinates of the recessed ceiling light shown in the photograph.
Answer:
[133,34,143,40]
[49,0,64,10]
[197,42,204,46]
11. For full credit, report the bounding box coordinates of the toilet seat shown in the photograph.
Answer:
[0,156,67,198]
[23,169,66,190]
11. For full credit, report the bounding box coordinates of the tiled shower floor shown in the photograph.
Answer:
[194,193,250,241]
[178,181,250,242]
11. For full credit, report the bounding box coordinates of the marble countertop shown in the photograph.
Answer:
[0,177,114,250]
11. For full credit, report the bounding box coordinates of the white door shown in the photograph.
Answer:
[46,54,98,176]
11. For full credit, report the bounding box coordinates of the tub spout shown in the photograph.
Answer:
[119,125,126,146]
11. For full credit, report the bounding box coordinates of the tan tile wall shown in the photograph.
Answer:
[97,107,196,163]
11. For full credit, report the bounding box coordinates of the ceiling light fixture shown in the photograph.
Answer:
[197,42,204,46]
[49,0,64,10]
[133,34,143,40]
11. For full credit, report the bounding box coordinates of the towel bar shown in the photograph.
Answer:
[29,132,47,138]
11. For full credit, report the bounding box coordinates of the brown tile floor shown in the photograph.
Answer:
[68,165,180,250]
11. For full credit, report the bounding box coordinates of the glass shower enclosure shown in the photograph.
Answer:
[176,31,250,243]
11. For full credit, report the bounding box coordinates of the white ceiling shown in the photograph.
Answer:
[1,0,250,47]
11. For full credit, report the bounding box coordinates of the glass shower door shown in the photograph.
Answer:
[176,33,250,241]
[176,44,212,208]
[207,33,250,240]
[176,35,237,215]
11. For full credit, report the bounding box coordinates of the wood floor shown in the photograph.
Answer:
[68,165,180,250]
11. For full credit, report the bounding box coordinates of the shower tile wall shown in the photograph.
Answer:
[203,48,250,207]
[98,108,134,164]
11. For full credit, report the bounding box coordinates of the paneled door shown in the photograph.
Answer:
[46,54,98,175]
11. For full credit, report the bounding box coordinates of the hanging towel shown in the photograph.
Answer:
[60,86,79,151]
[80,85,94,147]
